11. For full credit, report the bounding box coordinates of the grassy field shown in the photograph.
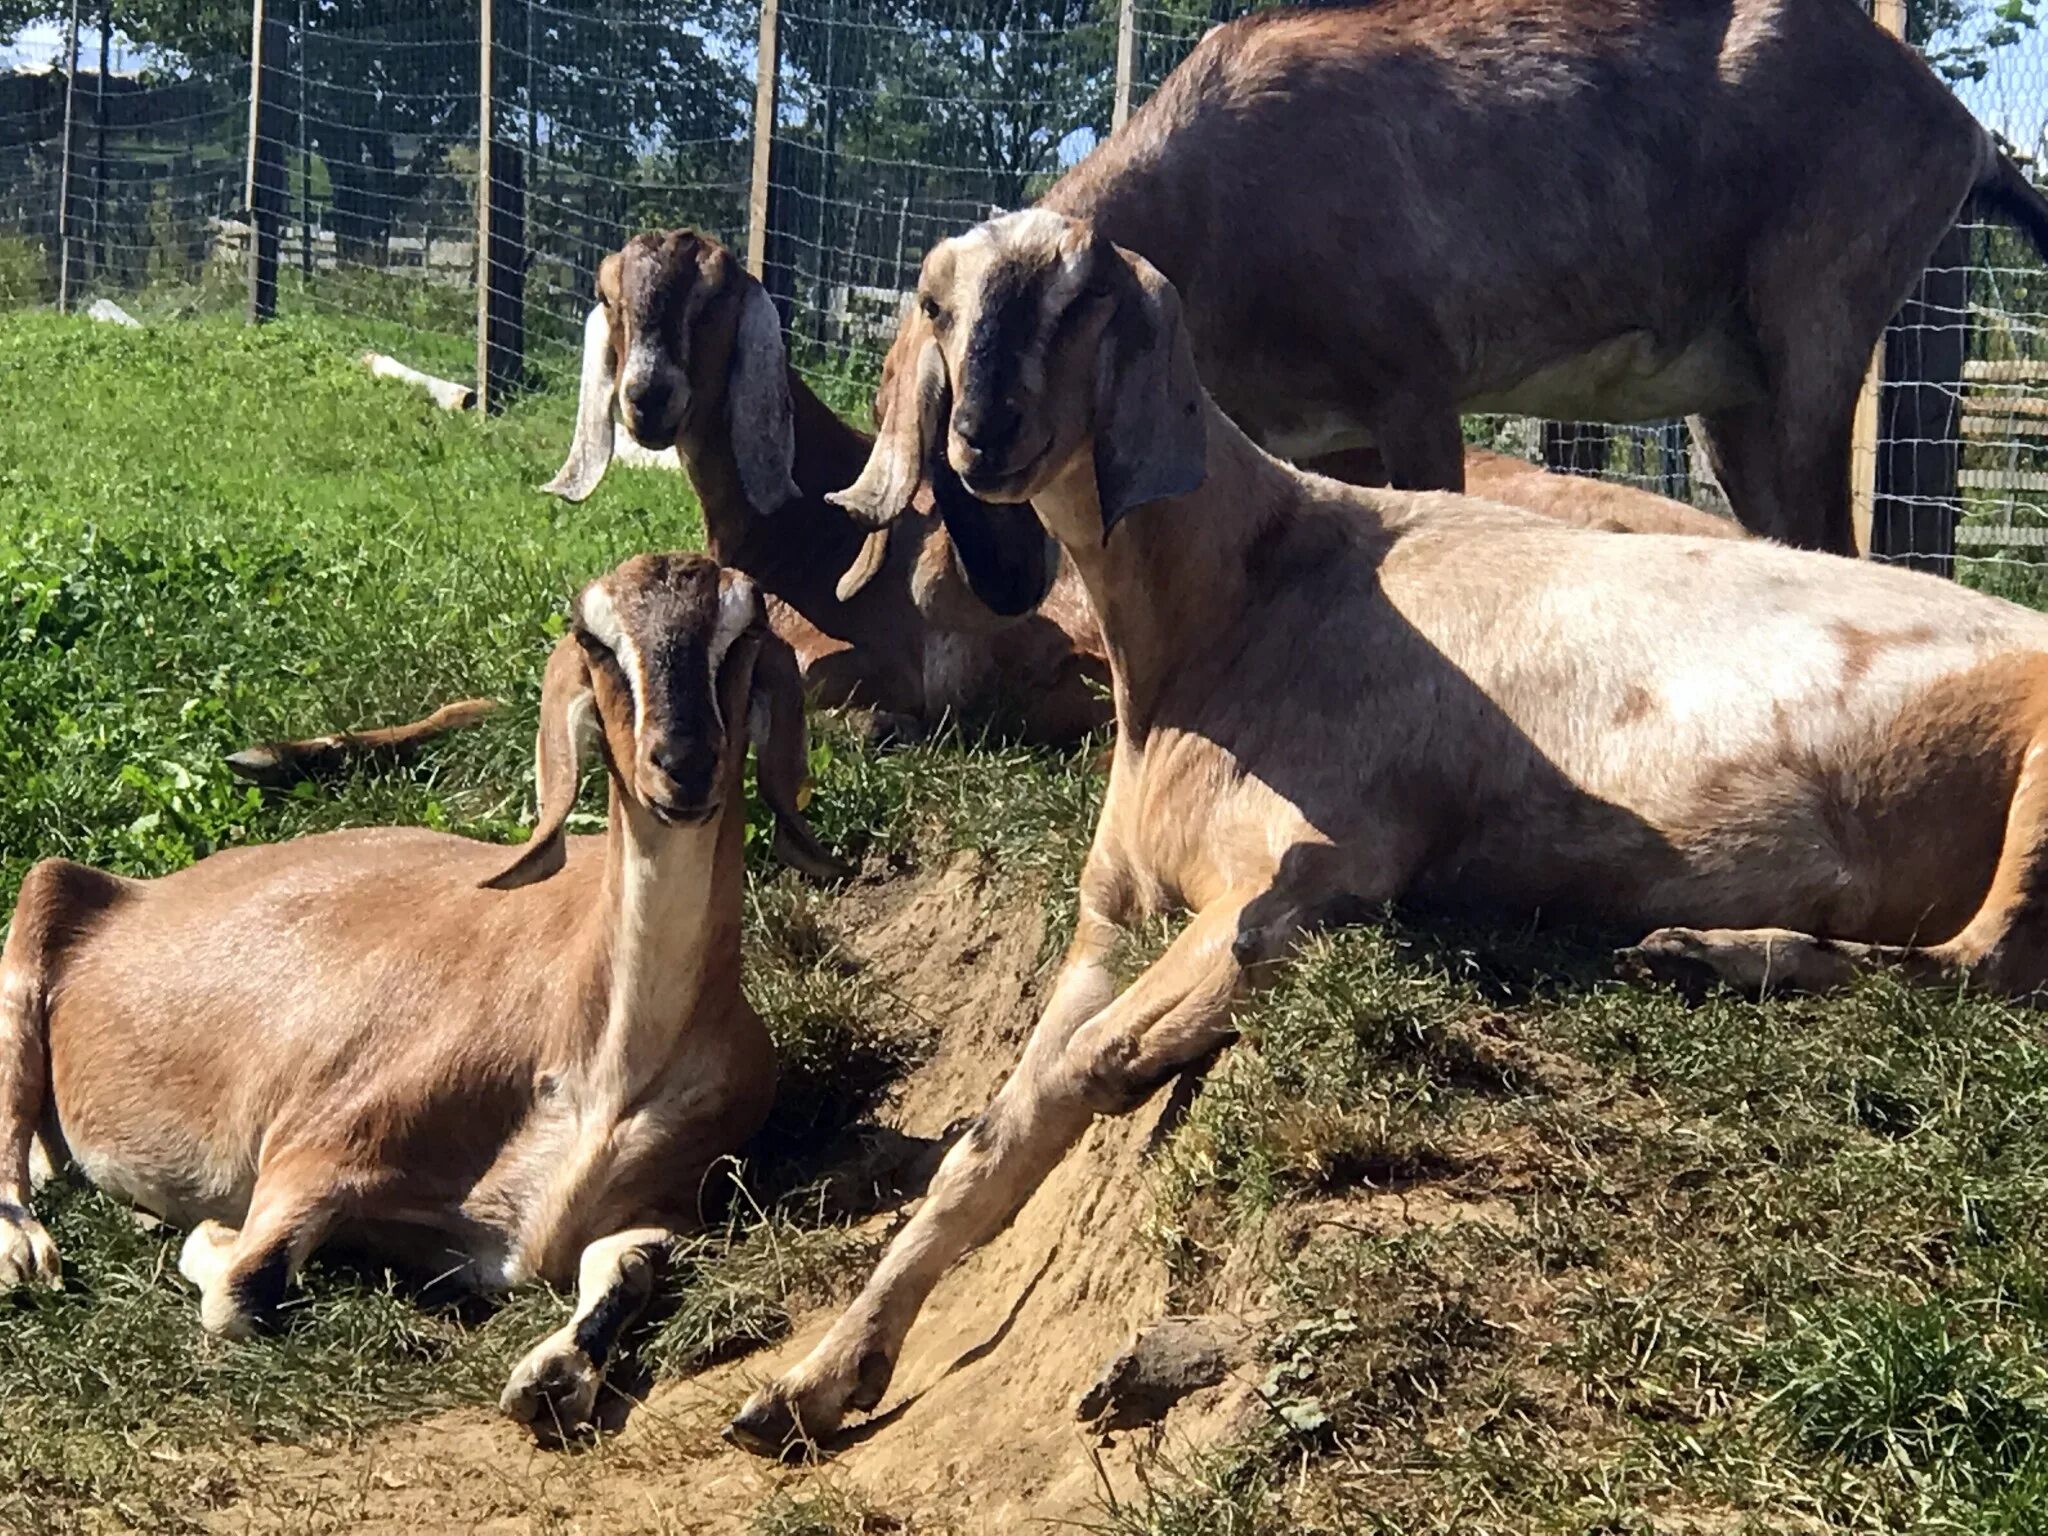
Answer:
[8,310,2048,1534]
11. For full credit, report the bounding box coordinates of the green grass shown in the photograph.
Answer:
[0,307,1099,1533]
[15,308,2048,1535]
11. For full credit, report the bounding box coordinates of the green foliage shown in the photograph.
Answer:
[0,232,50,308]
[0,308,1112,1529]
[1915,0,2042,83]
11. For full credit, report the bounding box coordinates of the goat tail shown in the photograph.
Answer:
[1978,141,2048,260]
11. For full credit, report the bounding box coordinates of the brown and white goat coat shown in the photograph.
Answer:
[727,210,2048,1453]
[0,552,837,1433]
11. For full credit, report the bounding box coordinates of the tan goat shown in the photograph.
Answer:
[727,210,2048,1452]
[545,228,1108,746]
[0,552,837,1434]
[1037,0,2048,551]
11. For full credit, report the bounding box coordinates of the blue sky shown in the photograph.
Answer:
[1,18,149,73]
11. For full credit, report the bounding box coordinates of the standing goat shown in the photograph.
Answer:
[1005,0,2048,551]
[730,211,2048,1452]
[545,228,1108,746]
[0,552,838,1434]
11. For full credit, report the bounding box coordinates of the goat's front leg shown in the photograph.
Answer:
[727,890,1286,1456]
[501,1225,674,1436]
[0,980,59,1291]
[177,1156,344,1338]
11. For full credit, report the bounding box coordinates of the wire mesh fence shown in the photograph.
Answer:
[5,0,2048,586]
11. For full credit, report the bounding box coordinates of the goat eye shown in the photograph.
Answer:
[919,295,942,322]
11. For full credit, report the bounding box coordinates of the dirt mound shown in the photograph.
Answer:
[208,855,1256,1534]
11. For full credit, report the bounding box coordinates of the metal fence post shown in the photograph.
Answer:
[1870,220,1968,574]
[93,6,108,279]
[1850,0,1909,552]
[477,0,527,411]
[1112,0,1135,133]
[244,0,287,322]
[297,0,312,282]
[746,0,781,283]
[55,0,81,312]
[1541,420,1607,479]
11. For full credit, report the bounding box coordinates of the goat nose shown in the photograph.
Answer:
[645,737,718,801]
[955,401,1020,453]
[625,377,673,420]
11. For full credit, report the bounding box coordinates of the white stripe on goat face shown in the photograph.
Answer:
[619,335,679,414]
[978,209,1093,395]
[578,581,648,741]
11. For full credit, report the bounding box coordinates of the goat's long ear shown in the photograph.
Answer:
[1094,252,1207,537]
[728,282,801,517]
[829,304,948,528]
[930,460,1058,618]
[483,635,596,890]
[543,305,619,502]
[748,632,851,882]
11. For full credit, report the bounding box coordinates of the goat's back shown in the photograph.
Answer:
[28,828,603,1226]
[1049,0,1983,423]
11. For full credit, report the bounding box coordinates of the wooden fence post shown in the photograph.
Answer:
[1112,0,1135,133]
[476,0,526,411]
[55,0,80,312]
[244,0,287,322]
[746,0,781,284]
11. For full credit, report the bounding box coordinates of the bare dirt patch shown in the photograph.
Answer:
[199,855,1257,1534]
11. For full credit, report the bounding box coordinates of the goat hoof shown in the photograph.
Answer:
[501,1345,602,1436]
[725,1383,827,1461]
[0,1207,60,1291]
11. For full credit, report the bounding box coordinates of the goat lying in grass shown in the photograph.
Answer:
[0,552,840,1435]
[226,232,1742,786]
[727,210,2048,1453]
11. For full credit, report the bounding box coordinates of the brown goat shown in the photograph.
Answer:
[546,229,1109,747]
[0,553,839,1435]
[1030,0,2048,551]
[730,210,2048,1454]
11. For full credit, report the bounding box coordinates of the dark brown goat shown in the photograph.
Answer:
[1017,0,2048,552]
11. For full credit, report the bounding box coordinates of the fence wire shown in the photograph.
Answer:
[6,0,2048,589]
[763,0,1113,408]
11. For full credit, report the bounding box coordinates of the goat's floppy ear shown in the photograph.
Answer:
[829,304,948,528]
[1094,251,1207,537]
[483,635,596,890]
[728,282,801,516]
[544,304,620,502]
[930,460,1058,618]
[747,631,851,882]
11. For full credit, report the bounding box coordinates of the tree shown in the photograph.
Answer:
[1911,0,2039,84]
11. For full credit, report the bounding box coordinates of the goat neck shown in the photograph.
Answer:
[1032,402,1272,739]
[587,757,746,1076]
[680,372,878,627]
